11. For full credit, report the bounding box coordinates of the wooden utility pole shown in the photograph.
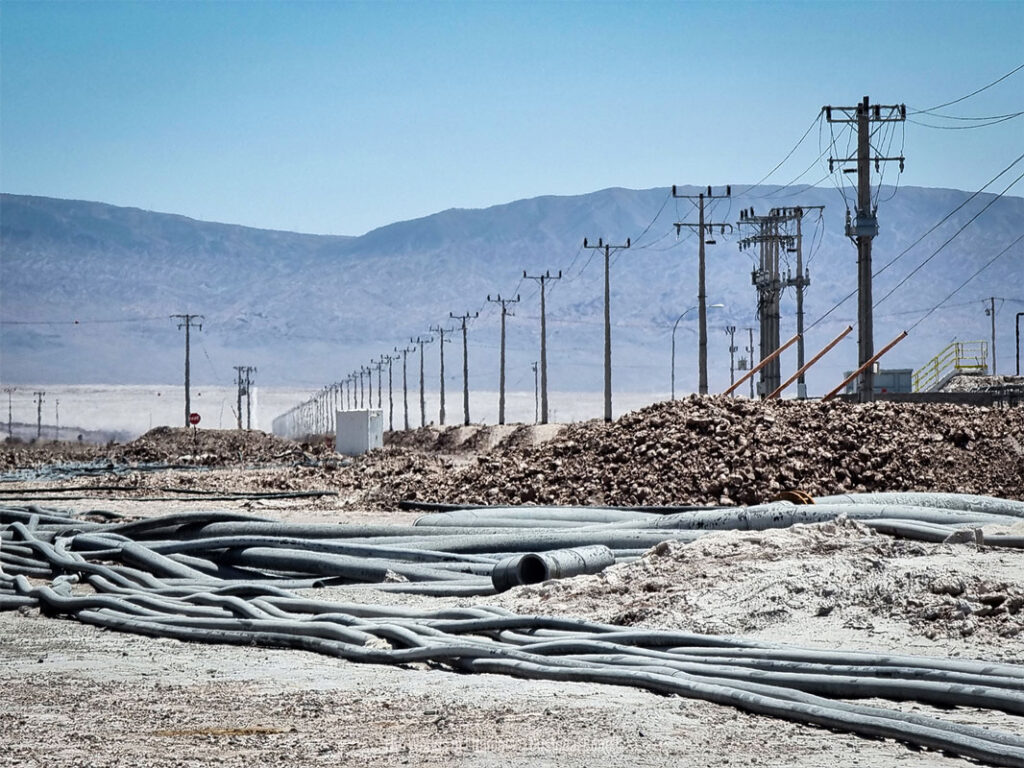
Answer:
[487,294,520,425]
[429,326,454,425]
[531,361,539,423]
[824,97,905,401]
[582,238,631,422]
[171,314,203,426]
[673,186,732,395]
[412,336,433,427]
[450,311,478,426]
[523,270,561,424]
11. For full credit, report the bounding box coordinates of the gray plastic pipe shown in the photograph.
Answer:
[491,545,616,591]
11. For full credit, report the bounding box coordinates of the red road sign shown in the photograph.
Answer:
[189,412,201,426]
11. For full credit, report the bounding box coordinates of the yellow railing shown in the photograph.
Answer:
[912,340,989,392]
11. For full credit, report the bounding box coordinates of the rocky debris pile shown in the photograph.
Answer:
[400,396,1024,507]
[386,423,565,454]
[942,374,1024,393]
[0,440,106,472]
[113,427,314,466]
[496,518,1024,654]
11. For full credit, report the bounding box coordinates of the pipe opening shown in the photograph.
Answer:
[517,554,549,584]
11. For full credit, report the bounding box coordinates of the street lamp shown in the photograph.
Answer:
[672,303,724,399]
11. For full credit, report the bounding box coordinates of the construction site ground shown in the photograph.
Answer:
[2,396,1023,767]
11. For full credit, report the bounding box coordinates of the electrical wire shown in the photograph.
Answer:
[907,234,1024,333]
[910,63,1024,114]
[909,114,1023,130]
[874,169,1024,309]
[734,113,823,197]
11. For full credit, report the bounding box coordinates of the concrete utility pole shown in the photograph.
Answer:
[725,326,738,388]
[777,207,823,398]
[374,359,384,409]
[739,209,793,397]
[824,97,905,401]
[364,365,374,411]
[381,354,397,431]
[487,294,520,425]
[531,362,539,424]
[33,391,44,439]
[360,368,367,409]
[450,311,478,426]
[985,297,998,375]
[4,387,14,437]
[54,399,60,440]
[244,367,255,429]
[523,270,561,424]
[745,327,756,399]
[171,314,203,426]
[673,186,733,395]
[582,238,631,422]
[396,346,415,430]
[412,336,433,428]
[233,366,245,429]
[429,326,454,425]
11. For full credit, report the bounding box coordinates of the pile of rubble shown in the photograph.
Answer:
[113,427,321,466]
[399,396,1024,507]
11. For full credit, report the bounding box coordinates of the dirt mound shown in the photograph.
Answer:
[115,427,308,465]
[386,423,566,454]
[496,518,1024,656]
[404,396,1024,507]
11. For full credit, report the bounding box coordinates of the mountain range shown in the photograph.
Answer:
[1,185,1021,404]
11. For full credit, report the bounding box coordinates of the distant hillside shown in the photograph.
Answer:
[1,187,1021,400]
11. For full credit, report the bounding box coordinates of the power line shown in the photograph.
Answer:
[908,234,1024,333]
[874,168,1024,309]
[911,63,1024,114]
[909,114,1023,130]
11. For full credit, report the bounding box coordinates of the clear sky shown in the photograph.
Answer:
[1,0,1021,236]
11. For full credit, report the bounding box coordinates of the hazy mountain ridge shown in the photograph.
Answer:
[1,187,1021,398]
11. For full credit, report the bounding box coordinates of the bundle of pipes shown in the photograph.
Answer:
[2,494,1023,765]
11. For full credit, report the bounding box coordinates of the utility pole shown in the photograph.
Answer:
[739,208,788,397]
[450,311,478,426]
[33,391,44,439]
[777,206,823,398]
[725,326,738,389]
[487,294,520,425]
[985,298,998,375]
[233,366,245,429]
[364,364,374,411]
[412,336,433,427]
[429,326,454,425]
[359,368,367,409]
[4,387,14,437]
[531,361,539,423]
[523,269,561,424]
[383,354,396,430]
[244,367,255,429]
[54,399,60,440]
[673,186,733,395]
[582,237,631,422]
[374,359,384,409]
[745,327,756,398]
[824,97,905,401]
[171,314,203,426]
[396,345,415,430]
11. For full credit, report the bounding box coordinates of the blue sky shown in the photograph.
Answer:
[2,0,1022,236]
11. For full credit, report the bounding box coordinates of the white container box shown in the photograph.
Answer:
[335,409,383,455]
